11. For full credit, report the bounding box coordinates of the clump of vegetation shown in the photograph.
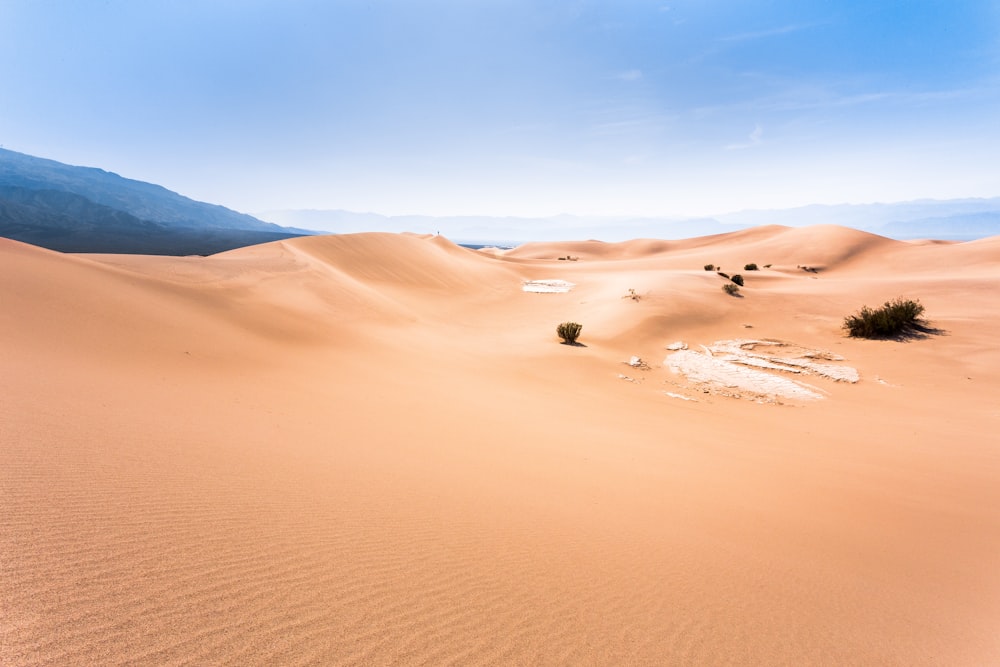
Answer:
[722,283,740,296]
[717,271,730,279]
[843,298,925,338]
[763,264,772,268]
[557,321,583,344]
[730,274,744,286]
[557,255,579,261]
[623,288,641,301]
[704,264,715,271]
[744,263,759,271]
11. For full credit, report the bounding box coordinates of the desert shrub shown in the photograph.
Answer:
[722,283,740,296]
[843,298,925,338]
[763,264,772,268]
[744,263,758,271]
[704,264,715,271]
[717,271,729,279]
[623,288,640,301]
[731,274,744,286]
[556,321,583,343]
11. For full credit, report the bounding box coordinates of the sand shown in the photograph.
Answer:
[2,225,1000,665]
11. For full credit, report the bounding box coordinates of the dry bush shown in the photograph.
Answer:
[557,321,583,343]
[843,298,925,338]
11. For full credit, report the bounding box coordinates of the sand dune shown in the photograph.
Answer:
[3,227,1000,665]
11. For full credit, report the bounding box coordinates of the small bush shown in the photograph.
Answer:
[704,264,715,271]
[843,298,925,338]
[717,271,729,279]
[731,274,744,286]
[557,321,583,344]
[744,263,758,271]
[763,264,772,268]
[722,283,740,296]
[623,288,640,301]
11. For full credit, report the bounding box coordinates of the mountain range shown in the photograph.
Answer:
[3,147,998,255]
[0,148,311,255]
[263,198,1000,245]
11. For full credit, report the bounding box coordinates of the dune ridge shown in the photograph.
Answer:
[3,226,1000,665]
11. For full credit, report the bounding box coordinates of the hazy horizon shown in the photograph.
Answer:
[3,1,999,224]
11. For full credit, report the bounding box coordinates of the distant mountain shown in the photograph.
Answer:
[714,199,1000,241]
[260,209,737,245]
[263,198,1000,244]
[0,148,312,254]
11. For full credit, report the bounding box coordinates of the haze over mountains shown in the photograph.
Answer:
[263,197,1000,245]
[2,148,999,256]
[0,148,310,255]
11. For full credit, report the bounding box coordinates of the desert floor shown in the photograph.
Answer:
[2,226,999,665]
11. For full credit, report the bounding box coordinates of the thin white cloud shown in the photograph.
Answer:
[616,69,643,82]
[703,83,995,118]
[718,23,815,43]
[725,124,763,150]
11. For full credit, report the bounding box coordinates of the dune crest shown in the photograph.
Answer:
[3,227,1000,665]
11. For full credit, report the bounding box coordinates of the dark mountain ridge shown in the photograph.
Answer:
[0,148,310,254]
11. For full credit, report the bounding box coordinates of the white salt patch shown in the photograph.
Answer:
[708,340,859,383]
[627,356,644,367]
[522,279,575,293]
[665,349,824,401]
[665,392,697,401]
[666,341,688,351]
[774,357,859,383]
[720,354,807,374]
[663,338,860,402]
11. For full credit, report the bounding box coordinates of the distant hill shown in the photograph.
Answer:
[264,198,1000,244]
[0,148,312,254]
[260,209,737,245]
[714,199,1000,241]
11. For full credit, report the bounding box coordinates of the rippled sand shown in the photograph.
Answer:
[3,226,1000,665]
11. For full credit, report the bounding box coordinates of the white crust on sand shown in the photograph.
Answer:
[522,279,575,293]
[664,339,859,401]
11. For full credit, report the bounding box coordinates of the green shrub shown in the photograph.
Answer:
[556,321,583,343]
[722,283,740,296]
[744,263,758,271]
[704,264,715,271]
[843,298,925,338]
[731,274,744,286]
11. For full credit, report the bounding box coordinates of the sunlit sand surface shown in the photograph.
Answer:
[3,226,1000,665]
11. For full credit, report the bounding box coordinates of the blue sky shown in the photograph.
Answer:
[2,0,999,218]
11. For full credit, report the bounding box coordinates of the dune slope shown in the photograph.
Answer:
[3,228,1000,665]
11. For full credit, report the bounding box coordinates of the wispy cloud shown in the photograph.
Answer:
[726,124,763,150]
[693,79,998,119]
[616,69,643,82]
[718,23,816,43]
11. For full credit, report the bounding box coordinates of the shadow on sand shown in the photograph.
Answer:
[855,322,948,342]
